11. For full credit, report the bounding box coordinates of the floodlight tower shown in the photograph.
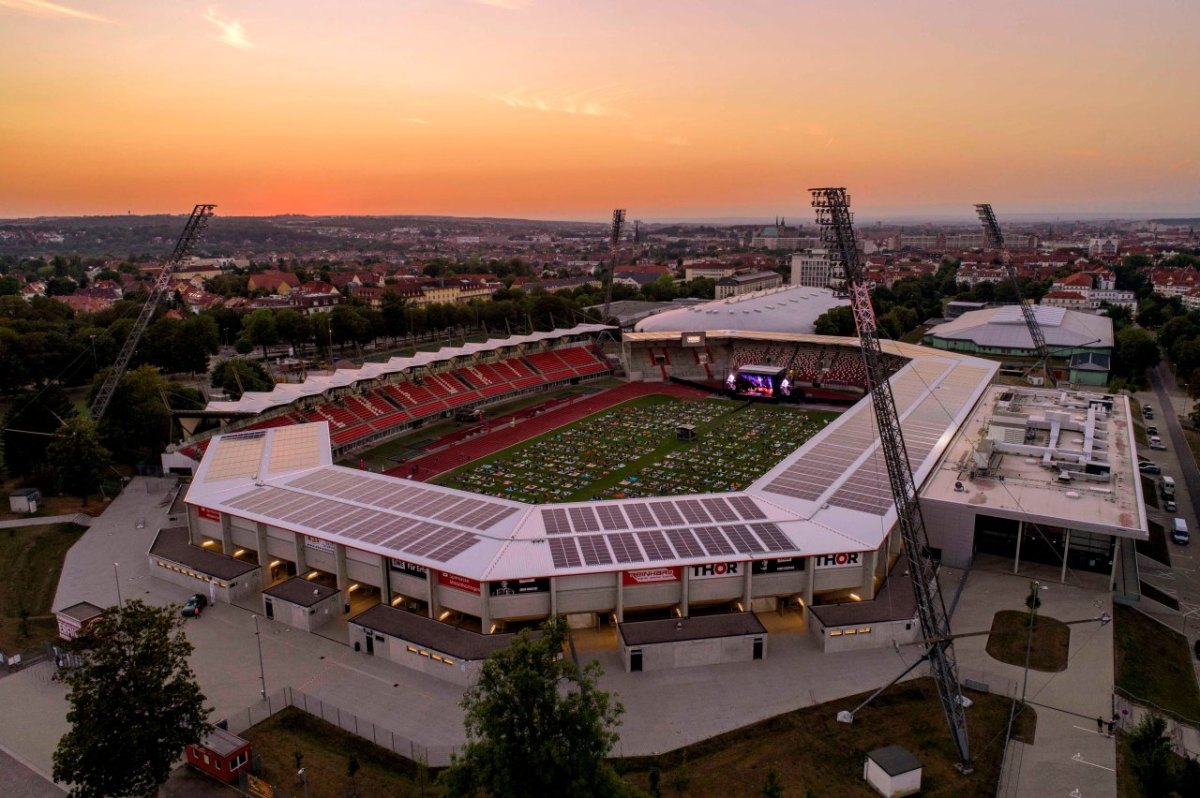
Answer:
[810,187,972,773]
[602,208,626,322]
[975,203,1053,386]
[89,204,216,422]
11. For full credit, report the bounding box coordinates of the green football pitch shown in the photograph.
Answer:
[433,395,837,504]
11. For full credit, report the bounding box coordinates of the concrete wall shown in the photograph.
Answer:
[688,576,743,604]
[920,498,978,569]
[813,567,865,593]
[620,633,765,672]
[624,582,682,609]
[348,623,478,686]
[751,571,805,598]
[811,617,919,653]
[437,586,484,617]
[264,591,341,633]
[148,554,259,604]
[557,573,617,613]
[490,592,551,620]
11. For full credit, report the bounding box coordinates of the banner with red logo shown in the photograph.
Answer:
[197,506,221,522]
[622,567,680,586]
[438,571,482,594]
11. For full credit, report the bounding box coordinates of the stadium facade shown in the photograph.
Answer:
[168,314,1147,677]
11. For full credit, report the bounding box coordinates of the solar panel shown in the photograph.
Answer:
[435,498,485,523]
[577,534,613,566]
[636,530,674,560]
[649,501,684,526]
[700,497,738,522]
[360,517,416,545]
[722,524,766,554]
[467,505,520,530]
[694,526,735,556]
[549,537,582,569]
[606,532,644,564]
[727,495,766,520]
[541,508,571,535]
[389,522,441,551]
[595,505,628,530]
[568,506,600,533]
[623,503,656,528]
[751,522,793,552]
[676,499,711,524]
[408,527,461,556]
[664,527,706,558]
[428,532,480,562]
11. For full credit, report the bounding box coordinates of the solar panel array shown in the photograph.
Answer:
[225,484,487,563]
[285,468,520,531]
[538,495,767,536]
[762,360,977,510]
[535,520,795,571]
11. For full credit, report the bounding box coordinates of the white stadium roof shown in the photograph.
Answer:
[924,305,1113,351]
[206,324,613,415]
[633,285,848,335]
[185,346,1000,582]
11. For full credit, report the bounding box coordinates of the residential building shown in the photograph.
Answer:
[715,271,783,299]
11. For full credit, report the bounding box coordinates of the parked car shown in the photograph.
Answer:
[1139,462,1162,475]
[1149,436,1167,450]
[1164,499,1177,513]
[1172,518,1190,546]
[181,593,209,618]
[1146,425,1159,436]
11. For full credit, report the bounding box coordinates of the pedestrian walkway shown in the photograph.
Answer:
[0,513,92,530]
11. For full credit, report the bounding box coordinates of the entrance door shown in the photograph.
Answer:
[630,649,643,672]
[365,635,375,655]
[264,598,274,620]
[753,638,764,660]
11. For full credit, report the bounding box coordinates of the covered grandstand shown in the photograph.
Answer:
[632,285,848,336]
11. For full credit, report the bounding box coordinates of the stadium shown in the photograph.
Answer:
[164,288,1147,680]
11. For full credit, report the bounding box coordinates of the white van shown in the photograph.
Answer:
[1173,518,1190,545]
[1149,436,1166,450]
[1161,476,1176,498]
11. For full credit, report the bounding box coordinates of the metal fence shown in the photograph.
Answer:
[220,685,461,767]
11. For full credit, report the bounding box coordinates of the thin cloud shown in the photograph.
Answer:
[490,86,631,118]
[1169,158,1194,171]
[401,117,432,125]
[471,0,531,9]
[205,8,253,49]
[0,0,111,23]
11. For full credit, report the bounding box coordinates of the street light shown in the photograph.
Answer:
[252,614,267,701]
[113,562,123,610]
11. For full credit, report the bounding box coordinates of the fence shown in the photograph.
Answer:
[220,685,462,768]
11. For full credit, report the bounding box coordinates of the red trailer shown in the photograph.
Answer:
[186,727,251,784]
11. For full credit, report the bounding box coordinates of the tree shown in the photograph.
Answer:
[761,767,784,798]
[274,309,312,356]
[1113,326,1160,382]
[1,383,77,480]
[53,601,210,798]
[1128,714,1174,796]
[92,365,203,466]
[441,617,625,798]
[241,309,279,358]
[46,416,110,504]
[813,306,856,337]
[212,358,274,400]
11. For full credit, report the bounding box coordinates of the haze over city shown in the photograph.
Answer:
[2,0,1198,220]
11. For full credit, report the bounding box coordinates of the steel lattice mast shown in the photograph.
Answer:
[975,203,1053,386]
[810,188,972,772]
[89,204,216,422]
[602,208,626,322]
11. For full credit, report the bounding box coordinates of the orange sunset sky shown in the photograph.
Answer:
[2,0,1198,220]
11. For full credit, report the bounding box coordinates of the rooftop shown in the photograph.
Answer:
[924,306,1113,351]
[149,526,260,581]
[618,612,766,646]
[633,285,848,335]
[263,576,339,607]
[350,603,538,660]
[920,385,1147,540]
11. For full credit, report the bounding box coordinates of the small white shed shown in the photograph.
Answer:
[8,488,41,514]
[864,745,922,798]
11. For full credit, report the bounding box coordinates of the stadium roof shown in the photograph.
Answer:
[206,324,613,415]
[924,305,1113,351]
[633,285,848,335]
[185,346,1001,582]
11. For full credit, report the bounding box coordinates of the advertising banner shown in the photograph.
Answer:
[622,567,680,586]
[813,552,863,570]
[304,536,336,554]
[390,559,428,580]
[438,571,482,594]
[752,558,805,574]
[689,562,743,580]
[489,577,550,596]
[197,506,221,522]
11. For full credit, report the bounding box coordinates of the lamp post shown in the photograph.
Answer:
[113,562,123,610]
[252,614,267,701]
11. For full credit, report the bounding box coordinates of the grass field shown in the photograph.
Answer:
[0,522,86,653]
[1114,605,1200,722]
[434,396,834,503]
[240,678,1027,798]
[984,611,1070,672]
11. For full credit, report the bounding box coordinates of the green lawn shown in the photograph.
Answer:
[0,523,86,653]
[1114,605,1200,722]
[434,396,835,503]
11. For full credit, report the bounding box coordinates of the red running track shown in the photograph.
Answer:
[383,381,711,482]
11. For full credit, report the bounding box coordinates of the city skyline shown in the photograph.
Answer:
[2,0,1198,219]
